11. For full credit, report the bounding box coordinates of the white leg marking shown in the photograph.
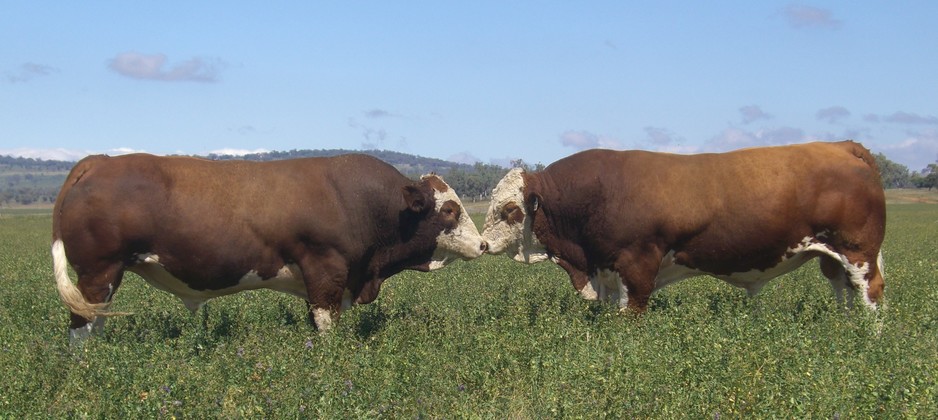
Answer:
[181,298,206,314]
[313,308,334,332]
[578,281,598,300]
[69,323,95,345]
[590,270,628,308]
[843,259,873,309]
[90,316,106,333]
[68,314,109,345]
[845,287,858,310]
[827,268,849,308]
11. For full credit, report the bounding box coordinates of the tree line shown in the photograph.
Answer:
[1,150,936,207]
[0,156,72,206]
[873,153,938,189]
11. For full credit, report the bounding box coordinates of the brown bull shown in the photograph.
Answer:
[482,141,885,311]
[53,153,486,342]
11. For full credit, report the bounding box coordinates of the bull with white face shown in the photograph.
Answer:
[483,141,886,312]
[53,153,487,343]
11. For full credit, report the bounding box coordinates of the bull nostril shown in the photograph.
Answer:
[480,241,489,253]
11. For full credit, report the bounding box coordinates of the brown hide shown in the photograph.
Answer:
[521,141,886,309]
[53,153,462,331]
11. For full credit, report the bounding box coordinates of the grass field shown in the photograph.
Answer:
[1,205,936,417]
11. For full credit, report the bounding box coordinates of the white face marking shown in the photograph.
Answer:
[481,169,548,264]
[128,255,308,309]
[426,175,486,270]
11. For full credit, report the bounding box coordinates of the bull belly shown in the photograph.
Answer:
[128,254,308,312]
[655,236,839,295]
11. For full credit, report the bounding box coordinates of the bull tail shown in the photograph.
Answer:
[51,240,110,319]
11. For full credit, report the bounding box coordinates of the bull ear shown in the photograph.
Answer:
[402,185,428,213]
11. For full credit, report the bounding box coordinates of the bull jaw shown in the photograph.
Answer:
[483,224,549,264]
[427,245,481,271]
[432,220,485,269]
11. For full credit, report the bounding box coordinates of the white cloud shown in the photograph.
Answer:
[655,144,702,155]
[448,152,481,165]
[643,126,683,146]
[206,148,270,156]
[878,129,938,170]
[639,127,698,154]
[0,147,146,161]
[783,4,842,29]
[739,105,772,124]
[707,126,807,152]
[363,109,401,119]
[882,111,938,125]
[559,130,625,150]
[108,52,224,82]
[816,106,851,124]
[4,62,58,83]
[349,110,404,150]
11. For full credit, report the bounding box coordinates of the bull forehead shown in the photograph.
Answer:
[485,168,527,226]
[421,174,462,210]
[421,174,450,193]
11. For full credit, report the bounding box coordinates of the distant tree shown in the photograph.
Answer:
[873,153,912,188]
[509,159,545,172]
[923,163,938,191]
[443,162,509,201]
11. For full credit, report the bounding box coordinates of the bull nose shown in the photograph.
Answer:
[480,241,489,253]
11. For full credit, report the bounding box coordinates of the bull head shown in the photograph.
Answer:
[481,168,548,263]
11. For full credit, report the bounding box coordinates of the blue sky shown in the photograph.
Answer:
[2,2,937,170]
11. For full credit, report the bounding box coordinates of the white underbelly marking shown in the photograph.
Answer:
[655,251,704,289]
[654,235,861,296]
[128,253,308,311]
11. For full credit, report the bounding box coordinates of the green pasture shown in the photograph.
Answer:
[1,205,936,417]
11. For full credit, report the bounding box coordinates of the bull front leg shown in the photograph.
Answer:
[298,251,349,332]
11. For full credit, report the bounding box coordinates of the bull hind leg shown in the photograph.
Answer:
[819,255,851,308]
[69,264,126,343]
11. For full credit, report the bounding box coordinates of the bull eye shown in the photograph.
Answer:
[500,203,515,221]
[501,202,523,225]
[441,201,461,230]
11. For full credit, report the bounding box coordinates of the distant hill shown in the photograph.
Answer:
[205,149,473,176]
[0,149,500,207]
[0,155,73,206]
